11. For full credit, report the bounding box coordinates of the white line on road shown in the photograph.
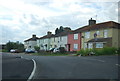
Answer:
[27,59,37,81]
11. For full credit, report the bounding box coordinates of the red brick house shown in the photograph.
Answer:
[67,29,82,52]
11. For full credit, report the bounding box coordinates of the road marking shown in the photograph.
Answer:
[116,64,120,67]
[27,59,37,81]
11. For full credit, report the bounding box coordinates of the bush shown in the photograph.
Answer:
[59,47,66,53]
[117,47,120,54]
[77,47,117,56]
[77,48,93,56]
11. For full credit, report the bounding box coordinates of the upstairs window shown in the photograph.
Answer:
[74,34,78,40]
[96,31,100,35]
[85,32,90,39]
[104,29,108,38]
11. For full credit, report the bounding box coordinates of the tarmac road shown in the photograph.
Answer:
[1,52,34,80]
[1,53,119,81]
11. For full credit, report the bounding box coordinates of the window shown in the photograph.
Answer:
[85,32,90,38]
[96,43,103,48]
[74,44,78,50]
[104,30,108,38]
[88,43,93,49]
[74,34,78,40]
[96,31,100,35]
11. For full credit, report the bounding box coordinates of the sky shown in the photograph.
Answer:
[0,0,119,44]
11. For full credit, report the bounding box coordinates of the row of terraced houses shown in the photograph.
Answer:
[24,18,120,52]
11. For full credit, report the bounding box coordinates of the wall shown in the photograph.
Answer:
[68,33,81,51]
[81,28,113,48]
[58,36,67,49]
[112,28,120,48]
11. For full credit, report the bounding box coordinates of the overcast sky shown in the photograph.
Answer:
[0,0,119,44]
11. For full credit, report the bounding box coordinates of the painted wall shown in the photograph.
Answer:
[112,28,120,48]
[24,41,37,49]
[81,28,113,48]
[57,36,68,49]
[68,33,81,51]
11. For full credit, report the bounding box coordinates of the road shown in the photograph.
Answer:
[1,53,34,80]
[1,53,119,81]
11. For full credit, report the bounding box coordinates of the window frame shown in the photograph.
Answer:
[73,44,78,50]
[96,43,103,48]
[85,32,90,39]
[74,34,78,40]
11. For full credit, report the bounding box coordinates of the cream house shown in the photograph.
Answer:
[24,34,39,49]
[81,19,120,49]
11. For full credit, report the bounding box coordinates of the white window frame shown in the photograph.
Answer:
[85,32,90,39]
[104,29,108,38]
[96,43,103,48]
[74,44,78,50]
[96,31,100,35]
[74,34,78,40]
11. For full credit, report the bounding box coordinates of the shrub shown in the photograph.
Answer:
[59,47,66,53]
[77,47,117,56]
[117,47,120,54]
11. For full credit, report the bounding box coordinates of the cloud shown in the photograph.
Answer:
[0,0,119,44]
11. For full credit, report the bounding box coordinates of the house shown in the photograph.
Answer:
[67,29,82,52]
[37,31,55,51]
[24,34,39,49]
[37,27,72,51]
[81,18,120,49]
[55,30,72,50]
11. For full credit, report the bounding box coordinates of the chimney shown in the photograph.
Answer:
[47,31,52,35]
[32,34,36,38]
[89,18,96,26]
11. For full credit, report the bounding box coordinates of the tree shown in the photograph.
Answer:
[59,26,64,32]
[5,41,24,52]
[55,28,59,34]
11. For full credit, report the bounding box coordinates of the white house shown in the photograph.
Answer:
[37,31,55,51]
[24,34,39,50]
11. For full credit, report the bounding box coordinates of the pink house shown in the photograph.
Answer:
[67,30,82,51]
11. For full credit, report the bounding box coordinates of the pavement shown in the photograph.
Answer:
[1,52,34,80]
[1,52,120,81]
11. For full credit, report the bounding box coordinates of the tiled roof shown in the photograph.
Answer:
[55,30,72,37]
[72,21,120,33]
[24,37,39,42]
[87,37,112,42]
[39,34,55,39]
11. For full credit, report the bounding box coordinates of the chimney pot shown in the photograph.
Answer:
[47,31,52,35]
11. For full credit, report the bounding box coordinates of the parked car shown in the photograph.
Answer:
[53,48,60,53]
[10,49,20,53]
[49,48,55,52]
[53,47,66,53]
[25,48,35,53]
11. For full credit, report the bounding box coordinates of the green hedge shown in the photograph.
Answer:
[77,47,118,56]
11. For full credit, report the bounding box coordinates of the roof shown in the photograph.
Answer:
[87,37,112,43]
[72,21,120,33]
[39,34,55,39]
[24,37,39,42]
[55,30,72,37]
